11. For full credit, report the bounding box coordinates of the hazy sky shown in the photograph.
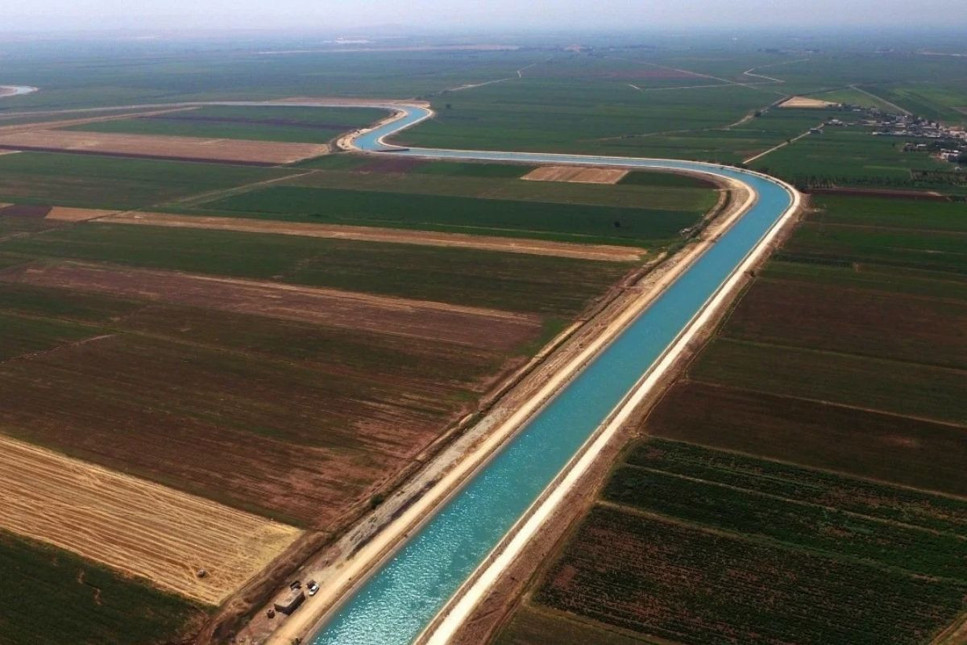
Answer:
[1,0,965,32]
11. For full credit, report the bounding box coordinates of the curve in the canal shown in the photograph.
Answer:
[307,105,797,644]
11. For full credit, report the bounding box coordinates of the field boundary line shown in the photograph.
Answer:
[849,85,912,116]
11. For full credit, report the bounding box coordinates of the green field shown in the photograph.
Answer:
[399,81,777,158]
[808,195,967,232]
[814,87,904,112]
[204,185,707,246]
[872,85,967,125]
[780,223,967,275]
[605,466,967,579]
[626,439,967,534]
[0,224,632,315]
[0,530,203,645]
[281,167,714,210]
[66,105,386,143]
[0,311,99,361]
[750,126,951,189]
[536,507,965,645]
[0,152,294,209]
[762,259,967,300]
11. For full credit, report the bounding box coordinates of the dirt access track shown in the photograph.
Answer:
[0,434,301,605]
[1,262,541,350]
[0,129,329,165]
[522,166,629,184]
[90,210,644,262]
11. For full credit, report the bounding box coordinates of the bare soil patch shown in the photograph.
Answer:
[1,261,540,350]
[522,166,629,184]
[0,129,329,165]
[0,434,301,605]
[102,211,644,262]
[779,96,840,109]
[0,204,51,218]
[45,206,118,222]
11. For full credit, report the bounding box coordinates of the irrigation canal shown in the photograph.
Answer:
[306,105,797,644]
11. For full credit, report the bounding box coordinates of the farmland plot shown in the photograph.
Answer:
[538,508,966,645]
[0,435,301,604]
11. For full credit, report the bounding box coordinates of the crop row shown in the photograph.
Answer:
[604,465,967,580]
[626,439,967,536]
[537,507,966,645]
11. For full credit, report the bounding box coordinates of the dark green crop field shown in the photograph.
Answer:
[0,311,99,361]
[515,438,967,645]
[0,224,632,315]
[808,195,967,232]
[399,81,775,158]
[0,152,294,209]
[762,260,967,301]
[626,438,967,535]
[0,530,203,645]
[536,507,965,645]
[0,282,142,322]
[204,185,704,246]
[66,105,386,143]
[605,466,967,579]
[780,223,967,275]
[282,167,714,211]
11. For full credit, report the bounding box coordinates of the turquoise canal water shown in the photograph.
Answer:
[309,107,795,645]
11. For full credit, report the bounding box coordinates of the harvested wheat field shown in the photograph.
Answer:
[0,129,328,165]
[0,434,301,605]
[101,211,644,262]
[779,96,840,109]
[522,166,629,184]
[1,262,541,349]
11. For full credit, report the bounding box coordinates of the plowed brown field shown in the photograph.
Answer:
[522,166,629,184]
[0,434,301,605]
[0,129,328,164]
[45,207,118,222]
[1,262,540,349]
